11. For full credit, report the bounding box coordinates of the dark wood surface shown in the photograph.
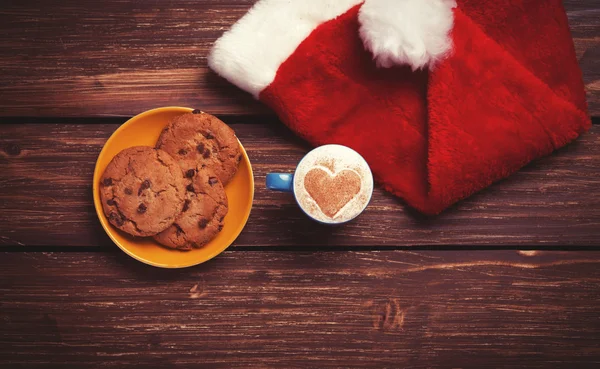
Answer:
[1,1,600,367]
[1,251,600,368]
[0,0,598,117]
[1,123,599,248]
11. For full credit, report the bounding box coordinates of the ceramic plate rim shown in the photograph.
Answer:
[92,106,254,268]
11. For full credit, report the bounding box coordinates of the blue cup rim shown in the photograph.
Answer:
[291,144,374,225]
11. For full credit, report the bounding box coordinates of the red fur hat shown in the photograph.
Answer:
[209,0,590,215]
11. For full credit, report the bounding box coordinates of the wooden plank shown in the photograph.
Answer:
[1,123,599,247]
[0,0,598,117]
[1,251,599,368]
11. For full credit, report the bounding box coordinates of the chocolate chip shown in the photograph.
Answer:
[202,149,211,159]
[138,180,151,195]
[106,199,116,206]
[178,148,188,155]
[196,143,205,154]
[124,187,133,195]
[217,224,223,232]
[185,169,196,178]
[205,132,215,139]
[201,164,207,168]
[109,212,123,226]
[186,184,195,192]
[198,219,209,229]
[219,216,225,222]
[137,203,147,214]
[175,224,184,235]
[182,199,190,212]
[192,109,201,114]
[102,178,113,186]
[208,177,218,186]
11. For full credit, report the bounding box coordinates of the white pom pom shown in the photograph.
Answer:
[358,0,456,70]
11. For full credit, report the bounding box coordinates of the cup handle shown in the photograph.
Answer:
[266,173,294,192]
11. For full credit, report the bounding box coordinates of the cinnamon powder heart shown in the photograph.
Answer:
[303,168,362,218]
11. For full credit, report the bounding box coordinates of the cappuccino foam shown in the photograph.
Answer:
[294,145,373,223]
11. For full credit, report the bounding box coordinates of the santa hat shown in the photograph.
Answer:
[209,0,590,215]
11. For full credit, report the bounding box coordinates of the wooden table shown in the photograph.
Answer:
[1,1,599,367]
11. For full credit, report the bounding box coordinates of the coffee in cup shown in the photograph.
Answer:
[267,145,373,224]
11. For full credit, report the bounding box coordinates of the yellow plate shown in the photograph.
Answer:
[93,107,254,268]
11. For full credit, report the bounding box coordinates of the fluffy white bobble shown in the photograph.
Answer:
[358,0,456,70]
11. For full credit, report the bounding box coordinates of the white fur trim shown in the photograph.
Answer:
[359,0,456,70]
[208,0,362,98]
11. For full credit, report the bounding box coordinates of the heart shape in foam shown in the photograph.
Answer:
[303,167,362,218]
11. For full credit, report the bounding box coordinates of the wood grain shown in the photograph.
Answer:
[0,0,598,117]
[1,251,599,368]
[1,123,599,248]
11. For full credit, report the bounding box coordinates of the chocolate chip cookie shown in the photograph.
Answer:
[153,167,228,250]
[100,146,186,237]
[156,111,241,185]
